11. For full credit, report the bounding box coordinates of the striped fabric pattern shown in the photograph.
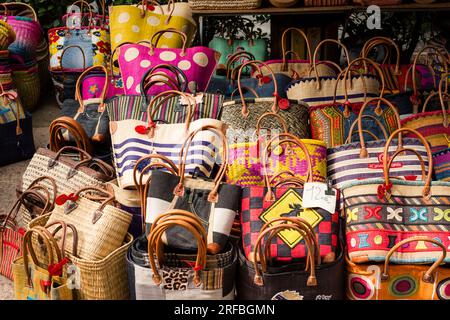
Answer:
[106,93,223,123]
[433,148,450,181]
[110,118,224,189]
[401,110,450,153]
[327,138,429,190]
[0,227,25,280]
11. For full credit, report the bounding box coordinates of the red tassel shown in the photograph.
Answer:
[48,257,69,277]
[55,193,78,206]
[146,4,155,11]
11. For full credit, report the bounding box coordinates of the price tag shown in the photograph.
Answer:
[302,181,337,214]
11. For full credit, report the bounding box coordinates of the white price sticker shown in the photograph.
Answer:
[302,182,337,214]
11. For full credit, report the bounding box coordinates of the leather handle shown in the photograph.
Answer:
[46,221,79,258]
[387,147,427,182]
[66,0,95,29]
[269,170,295,185]
[255,112,289,140]
[27,176,58,204]
[381,236,446,283]
[226,51,255,80]
[139,0,174,20]
[280,28,312,71]
[421,73,449,127]
[143,64,188,94]
[51,145,92,163]
[49,116,93,155]
[75,65,109,113]
[229,86,259,101]
[272,177,306,188]
[361,36,401,75]
[149,28,187,56]
[312,39,350,88]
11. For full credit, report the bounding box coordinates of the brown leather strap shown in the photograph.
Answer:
[49,116,93,155]
[149,28,187,56]
[387,147,427,181]
[75,65,109,113]
[280,28,312,71]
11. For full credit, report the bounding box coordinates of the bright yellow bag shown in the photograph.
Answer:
[109,0,197,52]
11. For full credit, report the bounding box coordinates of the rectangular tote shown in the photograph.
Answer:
[327,97,429,190]
[346,237,450,300]
[342,128,450,264]
[241,134,340,263]
[237,219,345,300]
[221,60,310,139]
[110,90,225,189]
[433,148,450,181]
[12,227,73,300]
[117,29,219,95]
[145,126,241,254]
[226,113,327,187]
[109,0,197,52]
[45,186,132,260]
[286,40,380,107]
[127,212,237,300]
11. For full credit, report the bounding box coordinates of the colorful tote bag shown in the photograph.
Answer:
[433,148,450,182]
[145,126,242,254]
[346,237,450,300]
[237,220,345,300]
[109,0,197,52]
[221,60,310,139]
[309,59,399,148]
[117,29,220,95]
[327,97,429,190]
[286,40,380,107]
[226,113,327,187]
[241,134,340,263]
[12,227,73,300]
[110,90,225,189]
[401,74,450,153]
[127,212,237,300]
[264,28,336,79]
[342,128,450,264]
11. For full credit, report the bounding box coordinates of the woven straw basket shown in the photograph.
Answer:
[187,0,262,10]
[29,214,133,300]
[12,65,40,111]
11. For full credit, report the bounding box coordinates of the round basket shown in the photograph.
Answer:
[12,64,40,111]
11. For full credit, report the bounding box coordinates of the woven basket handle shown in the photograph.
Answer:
[148,218,207,287]
[382,128,433,200]
[45,221,79,258]
[49,116,93,155]
[281,27,312,71]
[381,236,446,283]
[75,65,109,113]
[149,28,187,56]
[345,114,389,144]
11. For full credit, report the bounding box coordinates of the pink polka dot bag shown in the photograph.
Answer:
[117,29,220,96]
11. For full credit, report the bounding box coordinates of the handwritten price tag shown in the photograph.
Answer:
[302,182,337,214]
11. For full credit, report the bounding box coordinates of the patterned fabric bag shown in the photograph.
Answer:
[309,58,398,148]
[346,237,450,300]
[221,60,310,139]
[401,74,450,153]
[109,0,197,52]
[117,29,219,95]
[237,219,345,300]
[433,148,450,182]
[327,97,429,190]
[241,134,340,263]
[126,211,237,300]
[286,40,380,107]
[145,126,241,254]
[264,27,336,79]
[226,113,327,187]
[110,90,224,189]
[342,128,450,264]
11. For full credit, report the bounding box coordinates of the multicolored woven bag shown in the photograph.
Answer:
[433,148,450,182]
[327,97,429,190]
[241,134,340,263]
[342,128,450,264]
[346,237,450,300]
[226,113,327,187]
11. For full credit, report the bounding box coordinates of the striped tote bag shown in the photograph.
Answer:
[433,148,450,181]
[110,90,225,188]
[327,97,428,190]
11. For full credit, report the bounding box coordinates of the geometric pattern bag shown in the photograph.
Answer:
[226,113,327,187]
[237,219,345,300]
[145,126,241,254]
[241,134,340,263]
[327,97,429,190]
[342,128,450,264]
[346,237,450,300]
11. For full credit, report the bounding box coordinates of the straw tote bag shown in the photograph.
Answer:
[286,40,380,107]
[264,28,336,80]
[342,128,450,264]
[401,74,450,153]
[221,60,310,139]
[241,134,340,263]
[117,29,219,96]
[21,146,115,202]
[45,186,132,260]
[309,58,399,148]
[110,90,225,189]
[226,113,327,187]
[433,148,450,182]
[127,212,237,300]
[327,97,429,190]
[237,219,345,300]
[346,237,450,300]
[145,126,241,254]
[12,227,73,300]
[109,0,197,52]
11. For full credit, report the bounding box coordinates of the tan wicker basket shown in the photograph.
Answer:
[187,0,262,10]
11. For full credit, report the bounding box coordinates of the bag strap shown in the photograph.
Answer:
[143,64,188,94]
[149,28,187,56]
[2,2,37,20]
[361,36,401,75]
[387,147,426,182]
[139,0,175,22]
[44,221,79,258]
[75,65,109,113]
[66,0,95,29]
[421,73,449,128]
[280,28,312,72]
[226,51,255,80]
[269,170,295,185]
[49,116,93,155]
